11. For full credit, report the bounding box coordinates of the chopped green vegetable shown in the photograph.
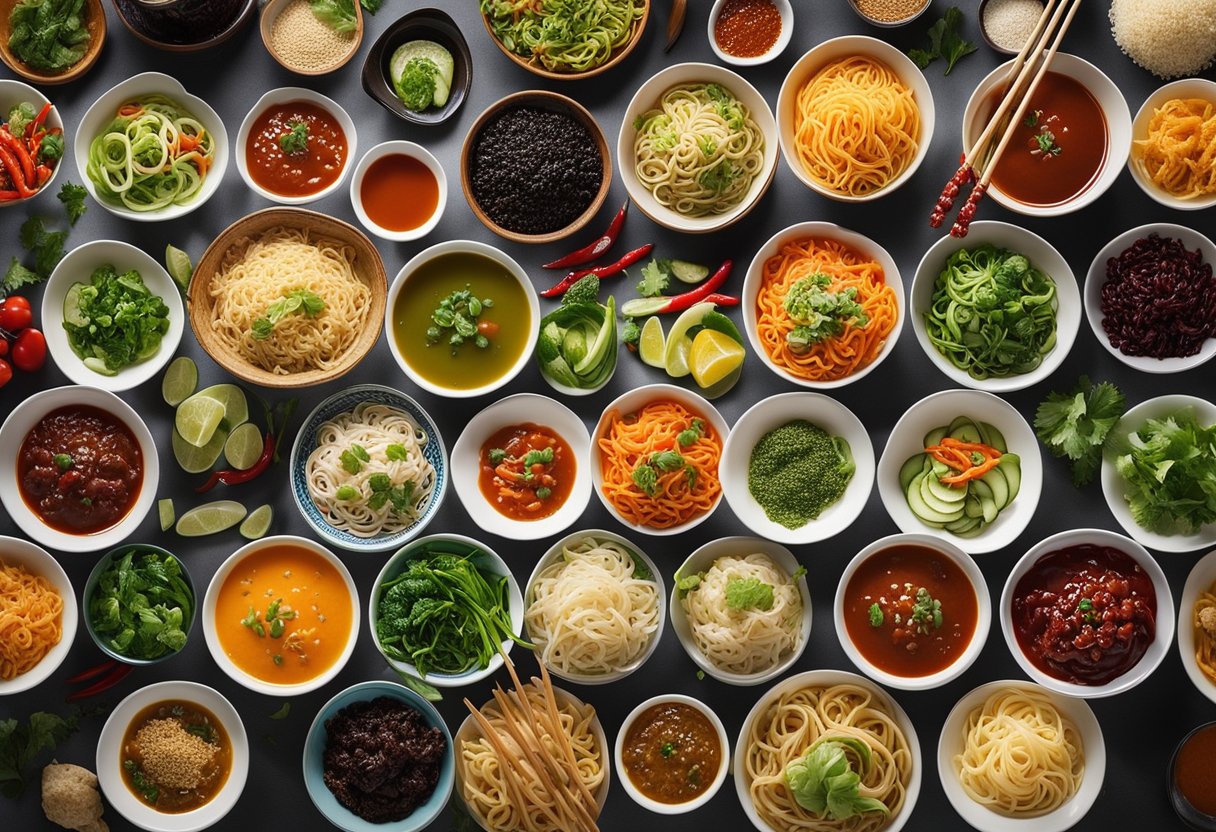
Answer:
[0,710,82,799]
[488,448,507,465]
[390,40,455,110]
[21,216,66,277]
[783,273,869,352]
[396,57,440,112]
[386,443,409,461]
[62,264,171,374]
[37,132,63,164]
[88,549,193,661]
[910,587,943,634]
[749,420,855,529]
[562,274,601,307]
[278,121,309,156]
[907,7,976,74]
[336,485,359,501]
[252,289,325,339]
[52,453,72,470]
[1035,377,1126,486]
[308,0,356,34]
[677,418,704,447]
[427,288,494,351]
[57,182,88,226]
[622,319,641,347]
[628,550,653,581]
[675,571,702,598]
[661,742,676,758]
[7,0,90,73]
[6,102,36,138]
[726,577,775,611]
[868,603,884,628]
[1111,407,1216,534]
[360,0,382,11]
[785,737,890,820]
[123,759,159,804]
[536,280,617,391]
[631,461,660,497]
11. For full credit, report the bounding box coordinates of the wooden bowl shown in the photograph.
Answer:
[188,207,386,389]
[480,0,649,81]
[260,0,362,76]
[0,0,106,84]
[110,0,255,52]
[460,90,612,245]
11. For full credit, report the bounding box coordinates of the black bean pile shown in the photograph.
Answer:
[469,105,603,235]
[322,697,446,823]
[1100,233,1216,359]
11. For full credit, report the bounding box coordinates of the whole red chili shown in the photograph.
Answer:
[196,431,274,493]
[541,200,628,269]
[540,243,655,298]
[66,662,133,701]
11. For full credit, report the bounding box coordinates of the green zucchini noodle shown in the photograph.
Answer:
[924,244,1059,380]
[86,94,216,213]
[480,0,645,74]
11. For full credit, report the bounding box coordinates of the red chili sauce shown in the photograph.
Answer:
[477,423,575,521]
[245,101,347,197]
[1012,544,1155,686]
[713,0,782,58]
[17,405,143,534]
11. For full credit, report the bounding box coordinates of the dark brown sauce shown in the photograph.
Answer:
[622,702,721,804]
[1175,723,1216,818]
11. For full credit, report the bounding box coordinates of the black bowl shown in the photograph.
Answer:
[110,0,256,52]
[1169,721,1216,831]
[360,7,472,126]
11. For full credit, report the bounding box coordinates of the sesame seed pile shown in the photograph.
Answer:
[270,0,355,73]
[135,719,217,791]
[852,0,929,24]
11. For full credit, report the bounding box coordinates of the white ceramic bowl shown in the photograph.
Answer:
[235,86,357,205]
[525,529,665,685]
[617,62,778,233]
[0,536,76,695]
[74,72,228,222]
[451,394,591,541]
[721,392,874,544]
[41,240,184,392]
[834,533,991,691]
[614,694,730,814]
[847,0,932,26]
[1101,395,1216,552]
[742,221,905,389]
[202,535,359,697]
[592,384,729,536]
[0,386,159,553]
[350,140,446,242]
[96,681,249,832]
[670,536,811,686]
[877,389,1042,555]
[1179,549,1216,706]
[0,79,64,208]
[1127,78,1216,211]
[910,220,1081,392]
[735,669,921,832]
[962,53,1131,217]
[937,679,1105,832]
[707,0,792,66]
[385,239,538,399]
[777,36,935,202]
[369,533,524,688]
[1000,528,1175,698]
[1083,223,1216,374]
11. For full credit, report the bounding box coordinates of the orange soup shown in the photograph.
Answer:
[360,154,439,231]
[214,543,352,685]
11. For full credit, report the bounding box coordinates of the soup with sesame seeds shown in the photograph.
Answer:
[214,543,353,684]
[121,700,231,813]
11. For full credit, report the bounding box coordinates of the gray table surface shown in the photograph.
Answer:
[3,1,1215,830]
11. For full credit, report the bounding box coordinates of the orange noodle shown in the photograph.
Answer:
[0,561,63,681]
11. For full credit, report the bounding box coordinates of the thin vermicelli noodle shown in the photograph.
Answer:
[525,536,659,678]
[745,683,911,832]
[954,687,1085,817]
[480,0,646,74]
[1132,97,1216,200]
[755,237,898,382]
[680,553,803,676]
[634,83,766,216]
[305,403,435,538]
[597,400,722,529]
[1194,580,1216,684]
[0,561,63,681]
[793,57,920,197]
[208,226,372,375]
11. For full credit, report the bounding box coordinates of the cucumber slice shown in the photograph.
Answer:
[946,515,981,534]
[906,472,964,524]
[951,422,982,444]
[83,356,116,376]
[920,473,964,515]
[947,416,976,435]
[63,283,87,327]
[390,40,455,107]
[923,426,948,447]
[997,454,1021,500]
[899,454,927,491]
[963,495,984,519]
[925,471,966,504]
[669,260,709,284]
[980,465,1009,509]
[980,421,1007,453]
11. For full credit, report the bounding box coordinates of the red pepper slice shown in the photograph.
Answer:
[196,432,274,493]
[703,293,739,307]
[0,130,34,186]
[0,144,33,197]
[66,658,119,684]
[66,663,133,701]
[541,200,628,270]
[0,189,22,201]
[539,243,655,298]
[29,102,52,138]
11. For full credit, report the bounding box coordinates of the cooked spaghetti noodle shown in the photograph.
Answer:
[525,535,660,678]
[744,682,912,832]
[0,560,64,681]
[1194,579,1216,685]
[1132,97,1216,200]
[755,237,898,383]
[597,400,722,529]
[954,687,1085,818]
[87,94,216,212]
[207,226,372,375]
[793,56,920,197]
[634,82,766,216]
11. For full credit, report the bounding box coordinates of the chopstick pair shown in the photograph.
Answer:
[929,0,1084,237]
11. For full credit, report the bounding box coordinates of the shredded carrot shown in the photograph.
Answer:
[924,438,1002,485]
[941,457,1002,484]
[117,103,143,117]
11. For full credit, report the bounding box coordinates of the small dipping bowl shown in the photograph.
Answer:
[1170,722,1216,831]
[978,0,1046,56]
[847,0,932,27]
[350,141,446,242]
[707,0,793,67]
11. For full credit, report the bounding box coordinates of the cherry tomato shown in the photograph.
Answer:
[0,296,32,332]
[477,320,500,338]
[0,339,7,357]
[0,358,11,388]
[11,327,45,372]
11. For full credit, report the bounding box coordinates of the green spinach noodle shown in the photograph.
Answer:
[480,0,646,74]
[925,244,1058,380]
[86,94,215,212]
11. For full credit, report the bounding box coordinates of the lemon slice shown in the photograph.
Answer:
[663,302,716,378]
[239,505,273,540]
[690,328,745,388]
[158,499,175,532]
[639,317,666,368]
[175,396,226,448]
[162,356,198,406]
[176,501,248,537]
[224,423,264,470]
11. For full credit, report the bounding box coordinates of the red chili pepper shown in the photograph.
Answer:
[29,102,52,138]
[66,658,119,684]
[67,663,133,701]
[0,144,33,197]
[0,190,21,201]
[654,259,734,314]
[196,431,274,493]
[703,293,739,307]
[541,200,628,269]
[0,129,35,186]
[539,243,655,298]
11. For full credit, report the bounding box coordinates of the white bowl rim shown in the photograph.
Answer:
[0,535,77,695]
[1127,77,1216,211]
[999,527,1176,698]
[1178,548,1216,706]
[0,79,63,207]
[349,140,447,242]
[706,0,793,67]
[833,532,992,691]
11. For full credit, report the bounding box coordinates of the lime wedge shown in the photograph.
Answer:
[176,501,248,537]
[162,356,198,406]
[165,244,193,292]
[224,422,264,470]
[193,384,249,430]
[175,396,226,448]
[663,301,716,378]
[158,498,175,532]
[172,425,228,473]
[239,504,273,540]
[639,316,666,368]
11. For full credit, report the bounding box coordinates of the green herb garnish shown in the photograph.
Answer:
[251,289,325,340]
[868,603,884,628]
[1034,377,1126,487]
[910,587,943,635]
[426,288,494,352]
[726,577,775,611]
[907,7,976,75]
[124,759,159,804]
[677,419,705,447]
[278,120,309,155]
[52,453,72,471]
[661,742,676,758]
[785,737,890,820]
[63,263,171,374]
[783,273,868,353]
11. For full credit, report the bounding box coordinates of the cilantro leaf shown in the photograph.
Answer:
[252,289,326,340]
[3,258,43,293]
[631,462,659,497]
[637,260,671,298]
[677,418,704,447]
[0,711,82,798]
[278,121,309,156]
[58,182,88,225]
[1034,377,1126,486]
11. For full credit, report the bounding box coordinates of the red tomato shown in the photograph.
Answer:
[0,296,32,332]
[0,358,11,388]
[0,339,7,357]
[11,327,45,372]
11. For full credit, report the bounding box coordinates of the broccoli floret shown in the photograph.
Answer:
[622,319,641,346]
[561,274,601,307]
[396,57,439,112]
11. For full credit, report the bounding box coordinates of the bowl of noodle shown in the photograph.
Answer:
[777,36,934,203]
[1128,78,1216,211]
[937,680,1105,832]
[0,535,75,696]
[290,385,446,553]
[188,206,387,389]
[524,529,665,685]
[618,62,779,233]
[670,537,811,687]
[735,669,921,832]
[1179,548,1216,706]
[479,0,648,80]
[742,221,904,389]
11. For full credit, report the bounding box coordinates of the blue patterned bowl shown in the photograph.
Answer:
[289,384,448,552]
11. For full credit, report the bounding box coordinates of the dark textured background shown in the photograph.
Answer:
[3,1,1215,830]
